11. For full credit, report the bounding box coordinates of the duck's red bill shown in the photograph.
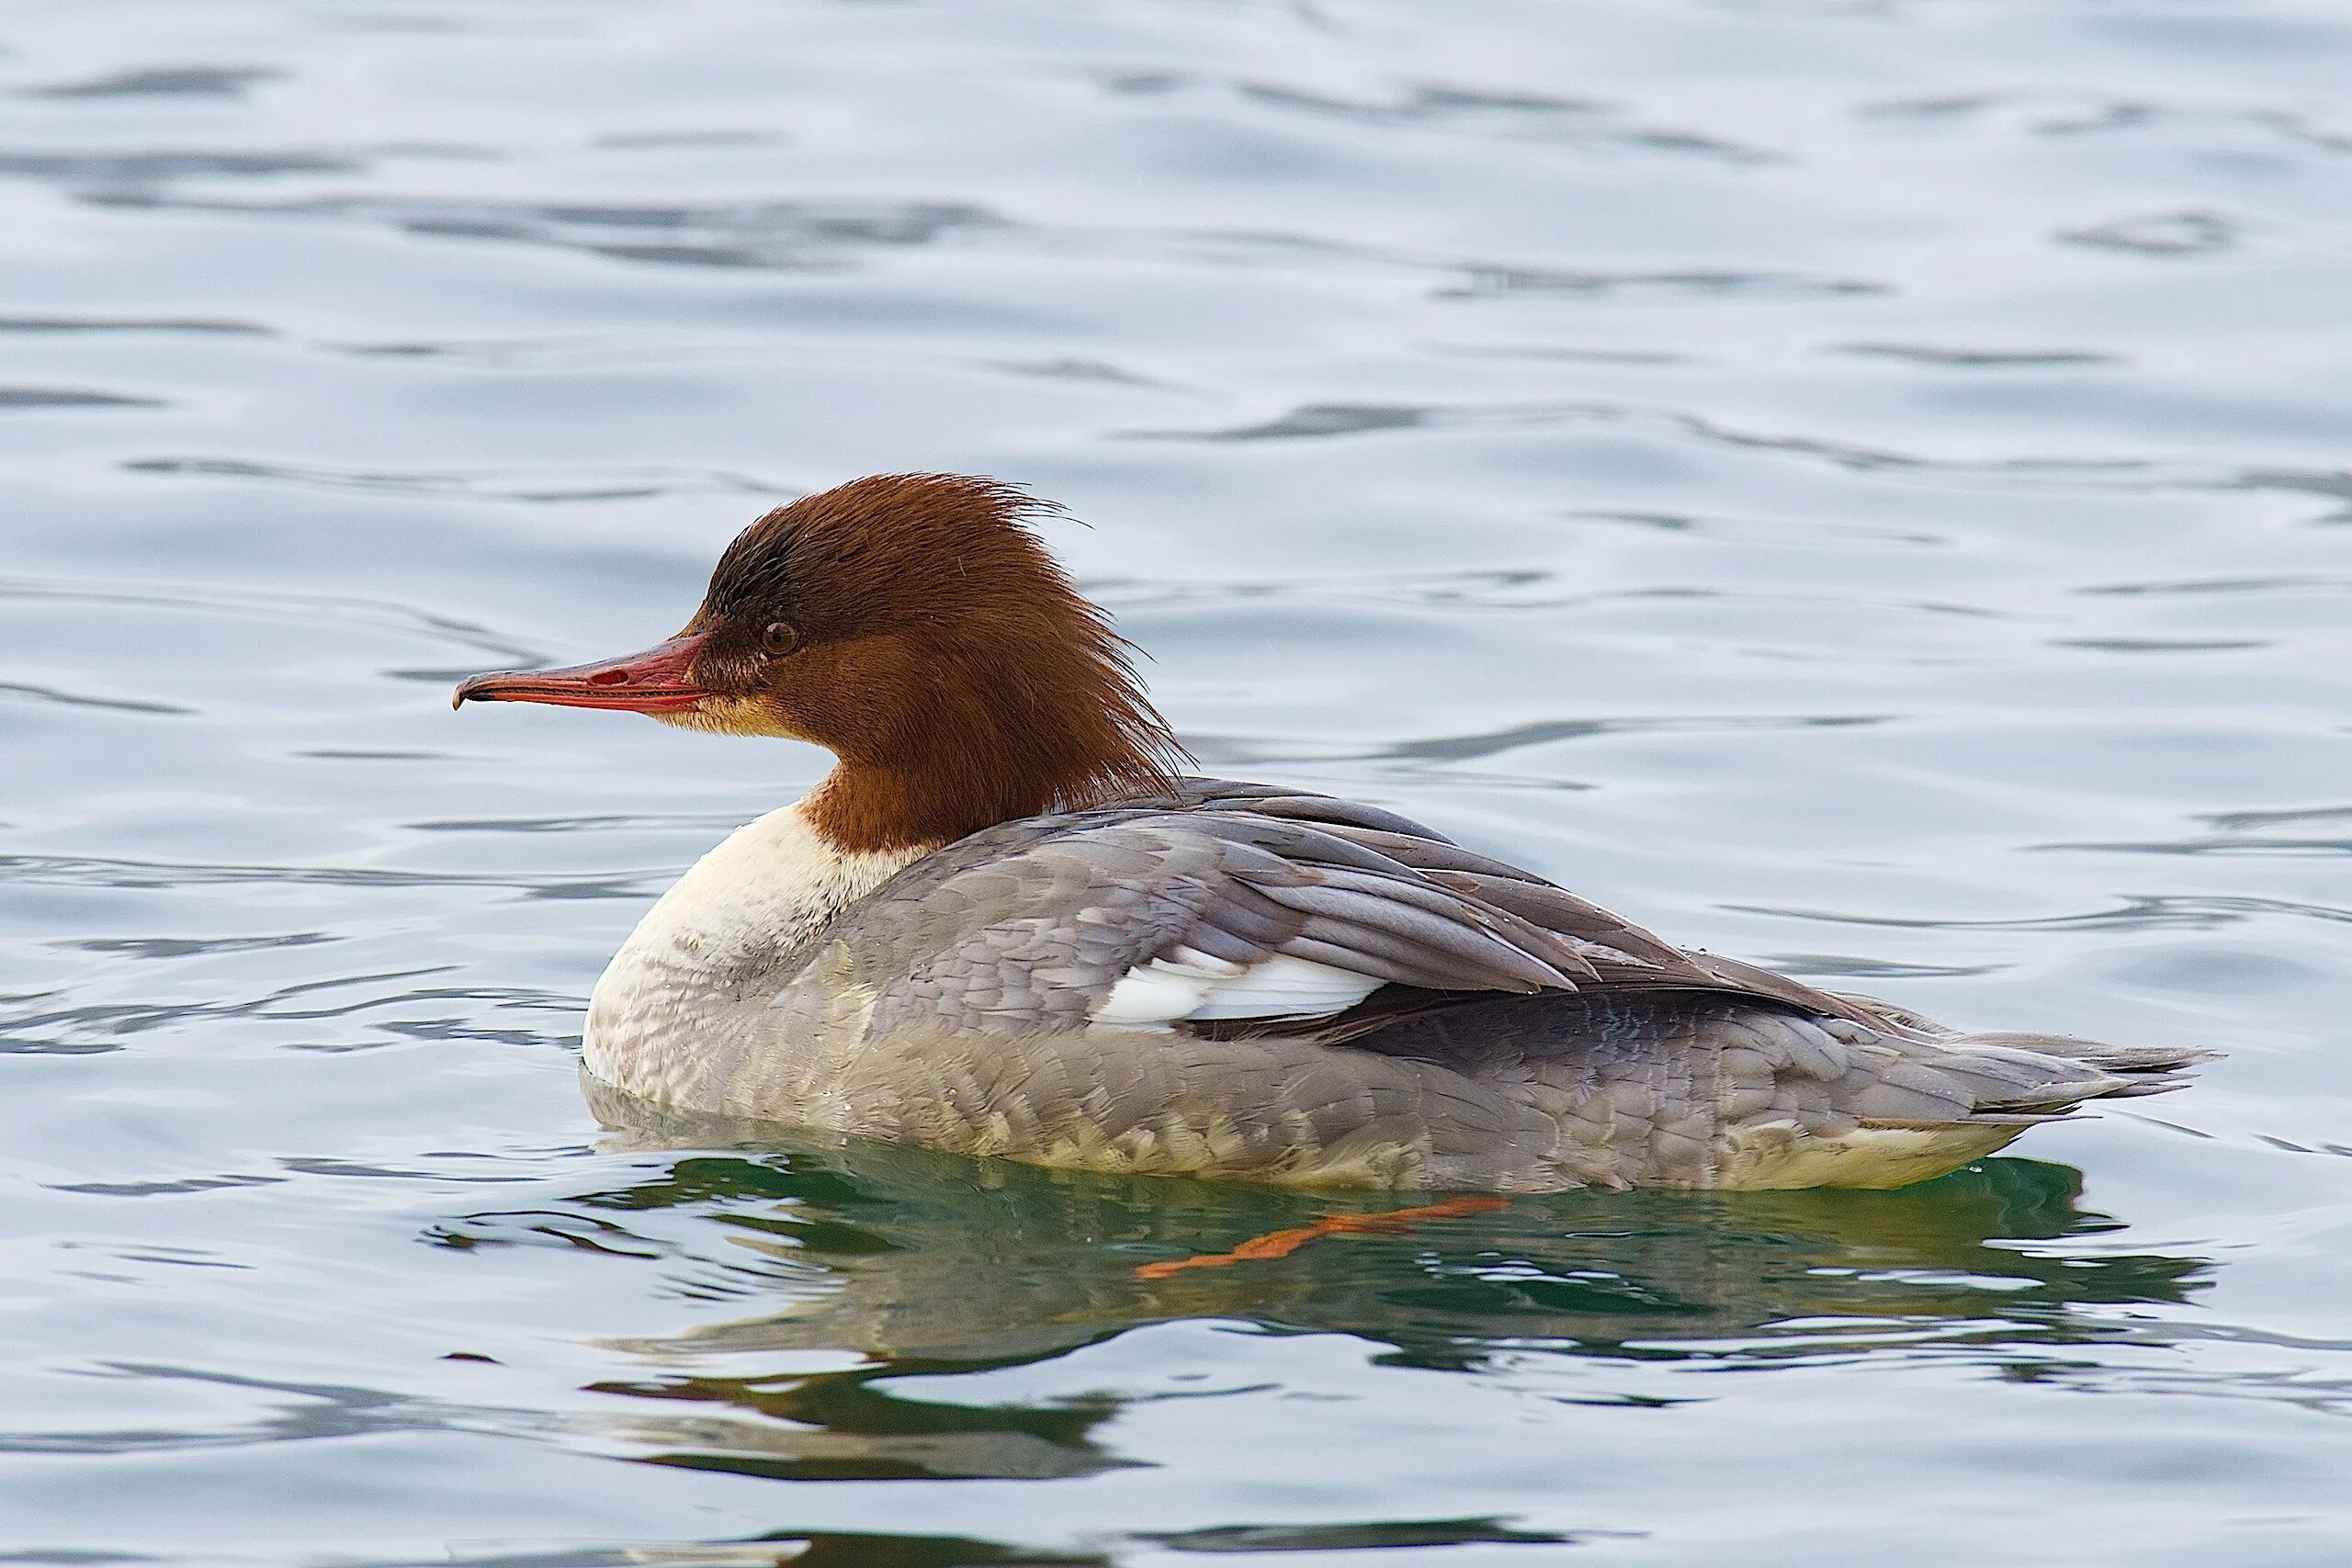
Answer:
[452,632,710,713]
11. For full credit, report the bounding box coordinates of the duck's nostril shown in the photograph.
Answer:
[588,668,629,687]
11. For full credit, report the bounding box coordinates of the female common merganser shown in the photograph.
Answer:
[456,473,2209,1192]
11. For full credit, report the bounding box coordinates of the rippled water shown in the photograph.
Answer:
[5,0,2350,1562]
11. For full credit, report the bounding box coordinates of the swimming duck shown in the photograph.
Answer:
[455,473,2208,1192]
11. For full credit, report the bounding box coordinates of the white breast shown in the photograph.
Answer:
[582,800,922,1093]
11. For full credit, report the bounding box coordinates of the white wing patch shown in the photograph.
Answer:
[1092,950,1382,1030]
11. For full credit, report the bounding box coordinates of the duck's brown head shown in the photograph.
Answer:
[455,473,1187,852]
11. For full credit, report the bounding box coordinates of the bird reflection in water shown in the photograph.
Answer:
[429,1076,2210,1497]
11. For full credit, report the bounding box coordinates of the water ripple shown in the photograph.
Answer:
[91,191,1007,269]
[20,65,283,99]
[122,456,784,503]
[1832,342,2123,368]
[0,575,547,662]
[1734,893,2352,933]
[0,852,659,900]
[0,314,270,335]
[0,680,191,716]
[0,388,164,409]
[0,147,363,181]
[2059,210,2242,257]
[1438,264,1881,300]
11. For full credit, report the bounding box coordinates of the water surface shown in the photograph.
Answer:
[3,1,2349,1562]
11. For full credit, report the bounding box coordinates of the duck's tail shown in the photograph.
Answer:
[1898,1031,2219,1123]
[1825,990,2218,1125]
[1703,1002,2219,1190]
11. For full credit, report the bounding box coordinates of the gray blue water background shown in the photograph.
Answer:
[3,1,2350,1562]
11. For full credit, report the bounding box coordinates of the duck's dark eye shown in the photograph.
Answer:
[762,621,798,655]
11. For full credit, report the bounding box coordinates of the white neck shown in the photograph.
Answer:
[582,797,927,1098]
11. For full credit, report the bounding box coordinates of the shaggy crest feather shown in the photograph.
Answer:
[676,473,1190,852]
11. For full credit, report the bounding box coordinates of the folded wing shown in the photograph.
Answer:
[802,778,1881,1043]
